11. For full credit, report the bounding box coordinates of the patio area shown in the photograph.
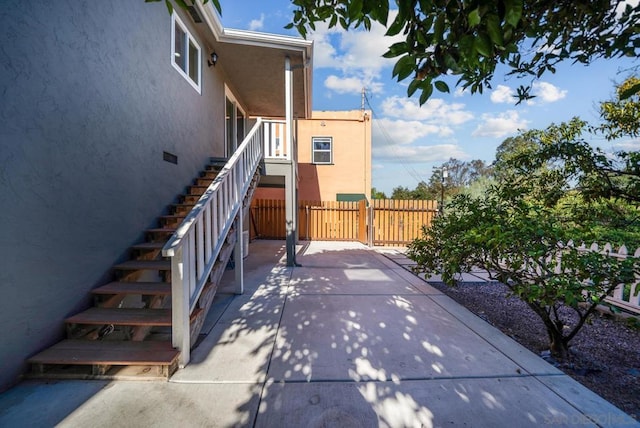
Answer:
[0,240,635,427]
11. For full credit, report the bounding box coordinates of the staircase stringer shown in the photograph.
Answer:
[163,119,265,367]
[188,168,261,341]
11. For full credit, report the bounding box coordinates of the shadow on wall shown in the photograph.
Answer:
[297,163,321,201]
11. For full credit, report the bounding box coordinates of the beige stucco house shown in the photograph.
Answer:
[255,109,372,202]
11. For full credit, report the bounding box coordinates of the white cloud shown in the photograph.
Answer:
[368,97,471,163]
[373,118,451,146]
[612,139,640,151]
[380,96,474,125]
[532,81,567,103]
[309,10,404,95]
[324,75,384,94]
[309,25,341,68]
[310,11,402,73]
[472,111,529,138]
[248,14,265,31]
[616,0,639,18]
[491,85,515,103]
[374,144,468,163]
[490,82,566,105]
[454,87,468,98]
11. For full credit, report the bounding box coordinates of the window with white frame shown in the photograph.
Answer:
[312,137,332,164]
[171,13,201,93]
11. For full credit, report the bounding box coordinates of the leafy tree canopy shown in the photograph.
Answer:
[286,0,640,104]
[407,78,640,359]
[387,158,491,200]
[371,187,388,199]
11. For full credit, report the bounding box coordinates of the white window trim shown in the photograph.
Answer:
[224,85,247,156]
[171,12,202,94]
[312,136,333,165]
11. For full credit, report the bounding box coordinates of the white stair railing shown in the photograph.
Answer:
[162,118,264,367]
[263,119,289,160]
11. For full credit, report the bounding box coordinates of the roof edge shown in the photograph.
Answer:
[197,2,313,118]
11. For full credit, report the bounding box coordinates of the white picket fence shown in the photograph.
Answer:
[573,241,640,316]
[499,240,640,316]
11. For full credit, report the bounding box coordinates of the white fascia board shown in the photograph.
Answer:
[197,2,312,56]
[198,1,313,117]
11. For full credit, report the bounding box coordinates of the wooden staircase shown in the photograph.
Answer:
[28,159,260,380]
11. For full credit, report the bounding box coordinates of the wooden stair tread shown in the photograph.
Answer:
[159,215,186,221]
[113,260,171,271]
[92,282,171,296]
[130,242,166,250]
[29,340,178,366]
[147,228,176,234]
[195,179,214,185]
[66,308,171,326]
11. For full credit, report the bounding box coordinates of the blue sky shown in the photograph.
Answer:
[218,0,639,195]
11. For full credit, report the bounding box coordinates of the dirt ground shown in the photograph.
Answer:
[427,280,640,420]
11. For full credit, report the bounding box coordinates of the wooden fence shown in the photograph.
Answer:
[370,199,438,246]
[250,198,438,246]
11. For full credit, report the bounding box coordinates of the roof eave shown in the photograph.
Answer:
[198,2,313,118]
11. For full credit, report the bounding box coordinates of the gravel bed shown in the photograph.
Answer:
[427,280,640,420]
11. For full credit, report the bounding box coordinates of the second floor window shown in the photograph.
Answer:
[312,137,332,164]
[171,13,201,94]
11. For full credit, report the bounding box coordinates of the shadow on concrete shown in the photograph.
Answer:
[0,240,634,427]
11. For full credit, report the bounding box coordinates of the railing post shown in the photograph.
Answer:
[170,245,190,367]
[164,118,264,371]
[367,204,374,247]
[234,213,244,295]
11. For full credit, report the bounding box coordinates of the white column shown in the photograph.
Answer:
[284,56,296,267]
[234,213,244,295]
[285,57,293,157]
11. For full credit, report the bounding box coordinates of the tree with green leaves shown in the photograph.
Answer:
[407,79,640,359]
[371,187,388,199]
[286,0,640,104]
[390,185,414,199]
[600,76,640,140]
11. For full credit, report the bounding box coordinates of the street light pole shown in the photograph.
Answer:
[440,167,448,215]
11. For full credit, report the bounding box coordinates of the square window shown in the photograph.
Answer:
[171,13,201,94]
[312,137,332,164]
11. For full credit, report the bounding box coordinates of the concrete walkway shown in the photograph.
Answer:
[0,240,637,427]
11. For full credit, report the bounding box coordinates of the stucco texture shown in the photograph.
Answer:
[0,0,226,390]
[296,110,372,201]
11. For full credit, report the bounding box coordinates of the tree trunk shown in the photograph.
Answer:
[527,300,570,360]
[547,326,569,360]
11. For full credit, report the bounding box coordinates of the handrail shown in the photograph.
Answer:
[162,118,264,366]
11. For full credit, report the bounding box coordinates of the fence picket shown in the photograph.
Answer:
[571,241,640,315]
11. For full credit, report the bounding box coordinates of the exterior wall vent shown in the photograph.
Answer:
[163,151,178,164]
[184,1,203,23]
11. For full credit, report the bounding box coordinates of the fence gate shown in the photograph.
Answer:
[369,199,438,246]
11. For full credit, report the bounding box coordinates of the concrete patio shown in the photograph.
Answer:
[0,240,636,427]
